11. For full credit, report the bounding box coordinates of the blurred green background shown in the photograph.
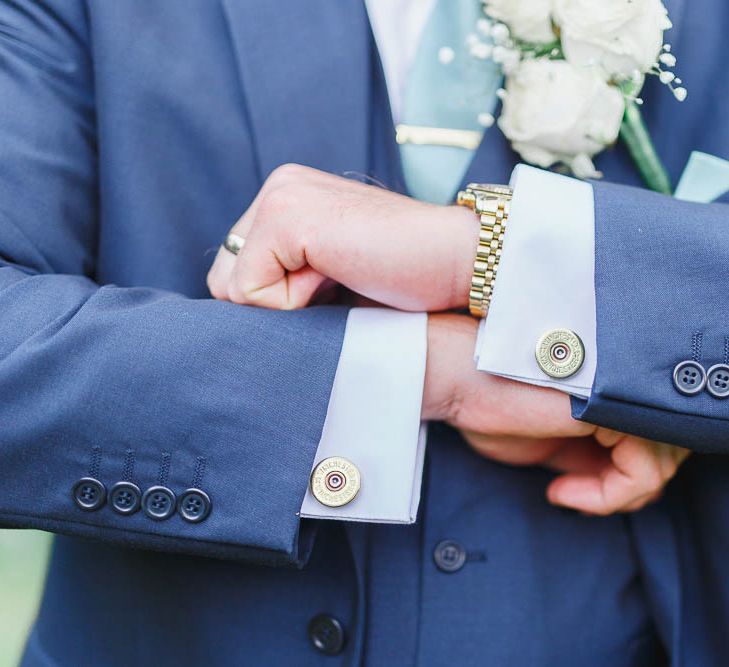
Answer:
[0,530,51,667]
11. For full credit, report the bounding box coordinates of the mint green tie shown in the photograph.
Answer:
[399,0,502,204]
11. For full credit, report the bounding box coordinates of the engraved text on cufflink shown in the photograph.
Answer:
[310,457,360,508]
[536,329,585,379]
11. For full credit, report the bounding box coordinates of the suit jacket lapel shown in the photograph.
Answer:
[220,0,371,180]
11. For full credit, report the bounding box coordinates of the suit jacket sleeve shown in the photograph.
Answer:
[0,0,347,565]
[571,180,729,452]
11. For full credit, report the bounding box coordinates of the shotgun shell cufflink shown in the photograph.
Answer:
[536,329,585,379]
[310,457,360,508]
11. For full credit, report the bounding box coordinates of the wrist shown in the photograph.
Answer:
[438,205,479,311]
[421,313,478,421]
[422,314,450,421]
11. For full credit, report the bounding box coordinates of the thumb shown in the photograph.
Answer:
[236,264,329,310]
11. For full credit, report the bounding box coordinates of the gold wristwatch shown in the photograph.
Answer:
[456,183,513,318]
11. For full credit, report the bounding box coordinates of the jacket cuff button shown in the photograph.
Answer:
[178,488,212,523]
[141,485,176,520]
[706,364,729,399]
[673,360,707,396]
[109,481,142,515]
[72,477,106,511]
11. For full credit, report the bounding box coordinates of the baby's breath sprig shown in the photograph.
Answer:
[652,44,687,102]
[615,41,686,194]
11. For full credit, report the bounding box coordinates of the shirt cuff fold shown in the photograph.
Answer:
[300,308,427,523]
[474,164,597,399]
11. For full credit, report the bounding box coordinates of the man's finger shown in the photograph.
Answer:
[621,489,663,513]
[542,437,612,474]
[207,245,237,300]
[233,264,328,310]
[207,202,258,288]
[459,431,569,467]
[546,436,678,515]
[207,169,282,297]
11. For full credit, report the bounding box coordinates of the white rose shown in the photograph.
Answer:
[484,0,555,43]
[553,0,671,78]
[498,60,625,178]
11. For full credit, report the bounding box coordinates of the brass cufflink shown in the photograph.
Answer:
[536,329,585,379]
[310,457,360,508]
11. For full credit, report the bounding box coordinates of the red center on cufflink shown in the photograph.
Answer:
[325,471,346,492]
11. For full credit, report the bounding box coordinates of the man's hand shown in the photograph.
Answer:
[207,165,691,515]
[207,164,476,311]
[425,314,690,515]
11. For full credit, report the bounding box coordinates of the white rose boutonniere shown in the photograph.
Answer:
[554,0,672,79]
[458,0,686,193]
[483,0,555,44]
[498,60,625,179]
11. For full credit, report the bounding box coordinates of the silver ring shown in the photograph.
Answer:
[223,233,246,256]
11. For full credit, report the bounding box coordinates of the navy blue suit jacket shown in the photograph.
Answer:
[0,0,726,665]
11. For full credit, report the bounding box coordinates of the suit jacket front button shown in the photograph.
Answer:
[433,540,467,573]
[308,614,346,656]
[673,360,707,396]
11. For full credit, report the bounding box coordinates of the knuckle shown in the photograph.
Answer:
[226,277,251,305]
[267,162,305,186]
[229,211,246,233]
[645,466,664,491]
[208,281,225,301]
[257,183,294,220]
[206,270,225,300]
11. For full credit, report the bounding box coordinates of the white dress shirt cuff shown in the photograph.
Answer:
[300,308,427,523]
[474,164,597,398]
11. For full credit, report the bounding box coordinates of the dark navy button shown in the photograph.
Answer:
[109,481,142,515]
[673,360,707,396]
[433,540,467,573]
[707,364,729,399]
[308,614,345,656]
[72,477,106,511]
[141,485,176,521]
[178,488,211,523]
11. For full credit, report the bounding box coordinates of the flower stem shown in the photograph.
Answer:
[619,100,672,194]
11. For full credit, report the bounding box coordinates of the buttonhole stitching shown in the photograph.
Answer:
[158,451,171,486]
[691,331,704,363]
[191,456,207,489]
[88,445,102,479]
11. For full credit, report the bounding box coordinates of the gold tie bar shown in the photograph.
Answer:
[395,124,483,150]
